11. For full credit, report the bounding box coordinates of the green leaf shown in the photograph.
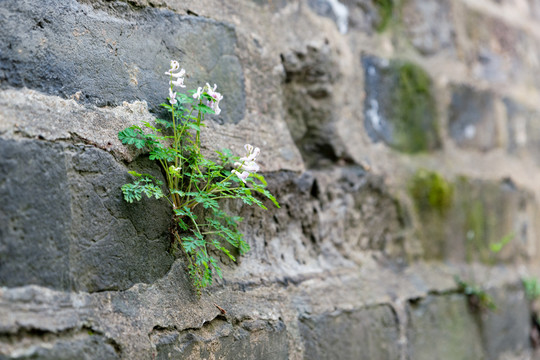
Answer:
[490,233,514,253]
[155,118,173,129]
[118,126,146,149]
[193,103,214,114]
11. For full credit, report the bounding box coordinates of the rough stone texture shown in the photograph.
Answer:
[0,138,174,292]
[0,0,244,124]
[504,98,540,165]
[410,170,537,263]
[0,139,72,290]
[1,0,540,358]
[407,294,486,360]
[151,318,289,359]
[362,55,440,153]
[480,286,531,360]
[448,85,505,152]
[458,4,540,88]
[401,0,456,56]
[281,42,345,167]
[299,305,400,359]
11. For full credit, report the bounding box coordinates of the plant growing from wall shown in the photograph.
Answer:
[118,60,279,293]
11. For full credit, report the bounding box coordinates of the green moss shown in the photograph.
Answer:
[391,61,439,153]
[408,169,453,215]
[374,0,394,32]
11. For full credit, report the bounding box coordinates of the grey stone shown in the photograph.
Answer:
[480,286,531,360]
[0,138,174,292]
[504,98,540,165]
[3,335,120,360]
[299,304,400,360]
[307,0,349,34]
[362,56,440,153]
[151,318,289,359]
[401,0,455,55]
[448,85,502,151]
[407,294,486,360]
[340,0,386,33]
[281,42,347,167]
[409,170,535,263]
[0,138,72,289]
[66,145,174,292]
[0,0,244,124]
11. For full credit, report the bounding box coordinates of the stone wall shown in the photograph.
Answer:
[1,0,540,358]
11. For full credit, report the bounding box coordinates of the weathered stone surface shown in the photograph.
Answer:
[458,6,540,87]
[66,145,174,292]
[231,168,407,282]
[504,98,540,164]
[479,286,531,360]
[362,56,440,153]
[307,0,350,34]
[401,0,455,55]
[0,138,174,292]
[281,42,347,167]
[0,0,244,124]
[300,304,400,359]
[1,335,120,360]
[151,318,288,359]
[448,85,504,151]
[407,294,485,360]
[0,139,72,290]
[409,170,536,263]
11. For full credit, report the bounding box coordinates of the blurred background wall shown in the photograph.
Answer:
[1,0,540,358]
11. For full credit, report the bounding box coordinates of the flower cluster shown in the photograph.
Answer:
[194,83,224,115]
[232,144,260,183]
[165,60,186,105]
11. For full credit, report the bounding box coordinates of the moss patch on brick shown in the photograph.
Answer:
[374,0,394,32]
[391,61,439,153]
[408,169,453,215]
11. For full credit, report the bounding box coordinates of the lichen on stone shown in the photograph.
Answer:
[408,169,453,215]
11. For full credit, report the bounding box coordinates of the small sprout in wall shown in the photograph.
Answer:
[118,60,279,293]
[523,277,540,301]
[455,276,496,312]
[489,232,514,254]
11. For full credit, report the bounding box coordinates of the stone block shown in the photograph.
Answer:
[407,294,485,359]
[448,84,505,152]
[299,304,400,359]
[0,138,72,290]
[308,0,350,34]
[1,335,120,360]
[151,318,289,359]
[0,138,174,292]
[409,170,536,263]
[504,98,540,165]
[479,286,531,359]
[459,6,540,87]
[401,0,455,55]
[281,42,346,167]
[0,0,244,124]
[363,56,440,153]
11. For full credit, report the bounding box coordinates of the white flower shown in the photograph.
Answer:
[171,68,185,78]
[169,87,177,105]
[206,84,223,115]
[232,169,250,183]
[193,87,203,99]
[170,77,186,88]
[234,161,260,173]
[165,60,181,75]
[240,145,260,162]
[193,83,223,115]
